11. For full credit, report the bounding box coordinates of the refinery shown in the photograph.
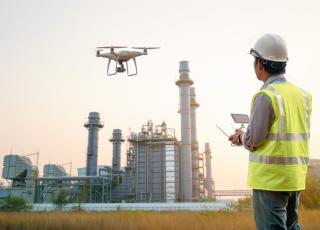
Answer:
[0,61,217,204]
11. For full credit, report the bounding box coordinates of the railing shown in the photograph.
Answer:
[213,190,252,197]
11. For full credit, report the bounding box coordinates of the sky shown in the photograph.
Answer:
[0,0,319,190]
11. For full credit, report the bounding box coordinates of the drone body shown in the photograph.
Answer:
[96,46,159,76]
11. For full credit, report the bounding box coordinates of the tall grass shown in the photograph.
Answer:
[0,210,319,230]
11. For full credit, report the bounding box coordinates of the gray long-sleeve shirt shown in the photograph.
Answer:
[242,74,286,151]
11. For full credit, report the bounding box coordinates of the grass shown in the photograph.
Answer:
[0,210,319,230]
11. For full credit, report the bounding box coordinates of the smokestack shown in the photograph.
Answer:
[109,129,125,172]
[204,143,213,199]
[176,60,193,202]
[190,87,200,201]
[84,112,103,176]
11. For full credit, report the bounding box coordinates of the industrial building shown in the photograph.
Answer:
[0,61,215,204]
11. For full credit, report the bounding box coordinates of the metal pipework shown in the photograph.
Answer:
[176,60,193,202]
[109,129,125,172]
[84,112,103,176]
[204,143,213,199]
[190,87,200,201]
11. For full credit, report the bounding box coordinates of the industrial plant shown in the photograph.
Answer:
[2,61,318,205]
[0,61,217,204]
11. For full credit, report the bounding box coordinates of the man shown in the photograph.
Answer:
[229,33,312,230]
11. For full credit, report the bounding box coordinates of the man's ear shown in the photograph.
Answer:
[258,60,263,71]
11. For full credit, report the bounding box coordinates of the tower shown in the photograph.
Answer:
[176,60,193,202]
[84,112,103,176]
[109,129,125,173]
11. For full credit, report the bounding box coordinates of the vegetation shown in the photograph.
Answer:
[53,189,69,211]
[229,196,252,211]
[300,173,320,209]
[0,210,319,230]
[0,196,31,212]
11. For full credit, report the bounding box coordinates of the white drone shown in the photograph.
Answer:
[96,46,160,76]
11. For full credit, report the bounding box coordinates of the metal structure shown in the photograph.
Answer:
[34,176,111,203]
[204,143,213,199]
[84,112,104,176]
[111,121,181,203]
[1,154,38,203]
[176,60,193,202]
[2,155,32,180]
[190,87,200,201]
[213,190,252,197]
[109,129,125,173]
[43,164,67,177]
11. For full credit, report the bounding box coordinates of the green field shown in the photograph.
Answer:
[0,210,319,230]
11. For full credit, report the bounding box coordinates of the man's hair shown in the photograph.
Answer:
[255,57,287,74]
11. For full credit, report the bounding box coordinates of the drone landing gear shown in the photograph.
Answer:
[106,59,137,76]
[126,58,137,76]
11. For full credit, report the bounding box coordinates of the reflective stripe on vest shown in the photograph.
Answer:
[300,88,311,132]
[265,86,286,135]
[249,154,309,165]
[265,86,310,141]
[267,133,310,141]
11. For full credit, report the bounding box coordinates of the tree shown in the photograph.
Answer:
[229,196,253,211]
[53,189,69,211]
[0,196,31,212]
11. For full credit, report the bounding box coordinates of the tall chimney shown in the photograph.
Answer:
[109,129,125,172]
[84,112,103,176]
[205,143,213,199]
[190,87,200,201]
[176,60,193,202]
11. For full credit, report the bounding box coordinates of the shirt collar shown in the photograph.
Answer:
[261,74,286,90]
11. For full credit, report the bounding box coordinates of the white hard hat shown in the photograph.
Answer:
[250,33,288,62]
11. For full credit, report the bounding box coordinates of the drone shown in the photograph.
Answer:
[96,46,160,76]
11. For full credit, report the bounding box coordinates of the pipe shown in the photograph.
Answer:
[204,143,213,199]
[190,87,200,201]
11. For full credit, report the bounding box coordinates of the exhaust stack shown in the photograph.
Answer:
[84,112,103,176]
[109,129,125,172]
[176,60,193,202]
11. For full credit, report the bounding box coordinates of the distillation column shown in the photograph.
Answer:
[190,87,200,201]
[84,112,104,176]
[176,60,193,202]
[204,142,213,199]
[109,129,125,172]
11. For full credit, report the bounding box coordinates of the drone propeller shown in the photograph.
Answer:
[131,47,160,50]
[97,46,128,49]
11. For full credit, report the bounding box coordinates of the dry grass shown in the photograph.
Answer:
[0,210,319,230]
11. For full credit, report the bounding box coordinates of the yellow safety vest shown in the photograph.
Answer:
[248,82,312,191]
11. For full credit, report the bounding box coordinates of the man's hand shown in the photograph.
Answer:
[229,129,244,146]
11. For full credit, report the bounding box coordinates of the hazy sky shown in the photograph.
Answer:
[0,0,319,190]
